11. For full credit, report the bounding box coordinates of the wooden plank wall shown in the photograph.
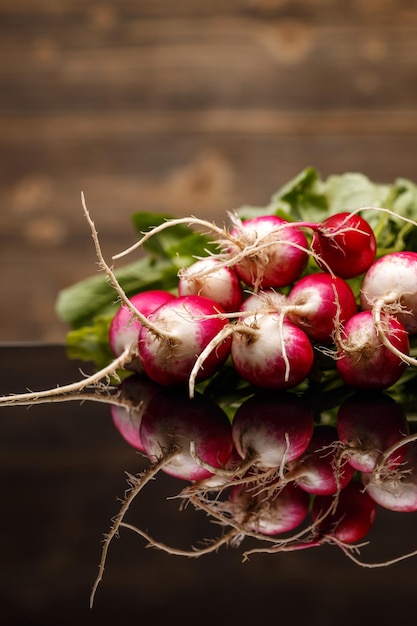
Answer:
[1,0,417,341]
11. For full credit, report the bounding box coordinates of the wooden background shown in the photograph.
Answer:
[2,0,417,342]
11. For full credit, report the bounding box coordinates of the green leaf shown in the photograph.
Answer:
[55,256,179,329]
[65,314,115,369]
[324,172,391,215]
[131,212,217,262]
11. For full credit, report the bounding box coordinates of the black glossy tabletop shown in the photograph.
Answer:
[0,344,417,626]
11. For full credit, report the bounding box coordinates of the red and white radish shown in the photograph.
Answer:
[227,480,310,536]
[359,251,417,370]
[335,310,409,390]
[311,211,377,279]
[311,480,377,544]
[362,436,417,512]
[285,425,355,496]
[360,251,417,335]
[177,256,244,312]
[138,294,232,387]
[285,272,358,343]
[228,214,309,291]
[231,312,315,390]
[109,289,176,372]
[336,391,410,473]
[230,391,314,474]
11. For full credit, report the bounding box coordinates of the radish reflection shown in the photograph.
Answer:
[109,379,417,569]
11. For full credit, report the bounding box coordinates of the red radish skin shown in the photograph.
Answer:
[336,391,410,473]
[178,257,244,313]
[286,273,358,343]
[138,294,232,387]
[360,251,417,335]
[335,310,409,390]
[229,214,309,291]
[231,313,315,390]
[311,212,377,279]
[109,290,176,372]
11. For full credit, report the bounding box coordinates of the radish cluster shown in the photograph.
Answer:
[3,199,417,410]
[100,204,417,397]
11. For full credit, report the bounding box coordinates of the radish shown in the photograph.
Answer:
[230,312,315,390]
[311,211,377,279]
[285,425,355,496]
[138,294,232,387]
[336,391,410,473]
[228,214,309,291]
[359,251,417,371]
[230,391,314,474]
[187,306,315,397]
[226,480,310,536]
[188,391,314,486]
[240,288,288,314]
[285,272,358,343]
[177,257,244,313]
[241,480,377,561]
[91,387,234,605]
[362,436,417,512]
[110,373,160,452]
[335,310,409,390]
[109,289,176,372]
[311,480,377,544]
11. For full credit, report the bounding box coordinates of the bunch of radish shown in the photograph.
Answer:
[95,204,417,398]
[2,199,417,408]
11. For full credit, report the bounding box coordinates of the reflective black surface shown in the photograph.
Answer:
[1,344,417,626]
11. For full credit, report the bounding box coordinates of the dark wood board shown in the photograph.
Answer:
[1,1,417,341]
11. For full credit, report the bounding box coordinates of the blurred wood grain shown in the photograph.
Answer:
[1,0,417,341]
